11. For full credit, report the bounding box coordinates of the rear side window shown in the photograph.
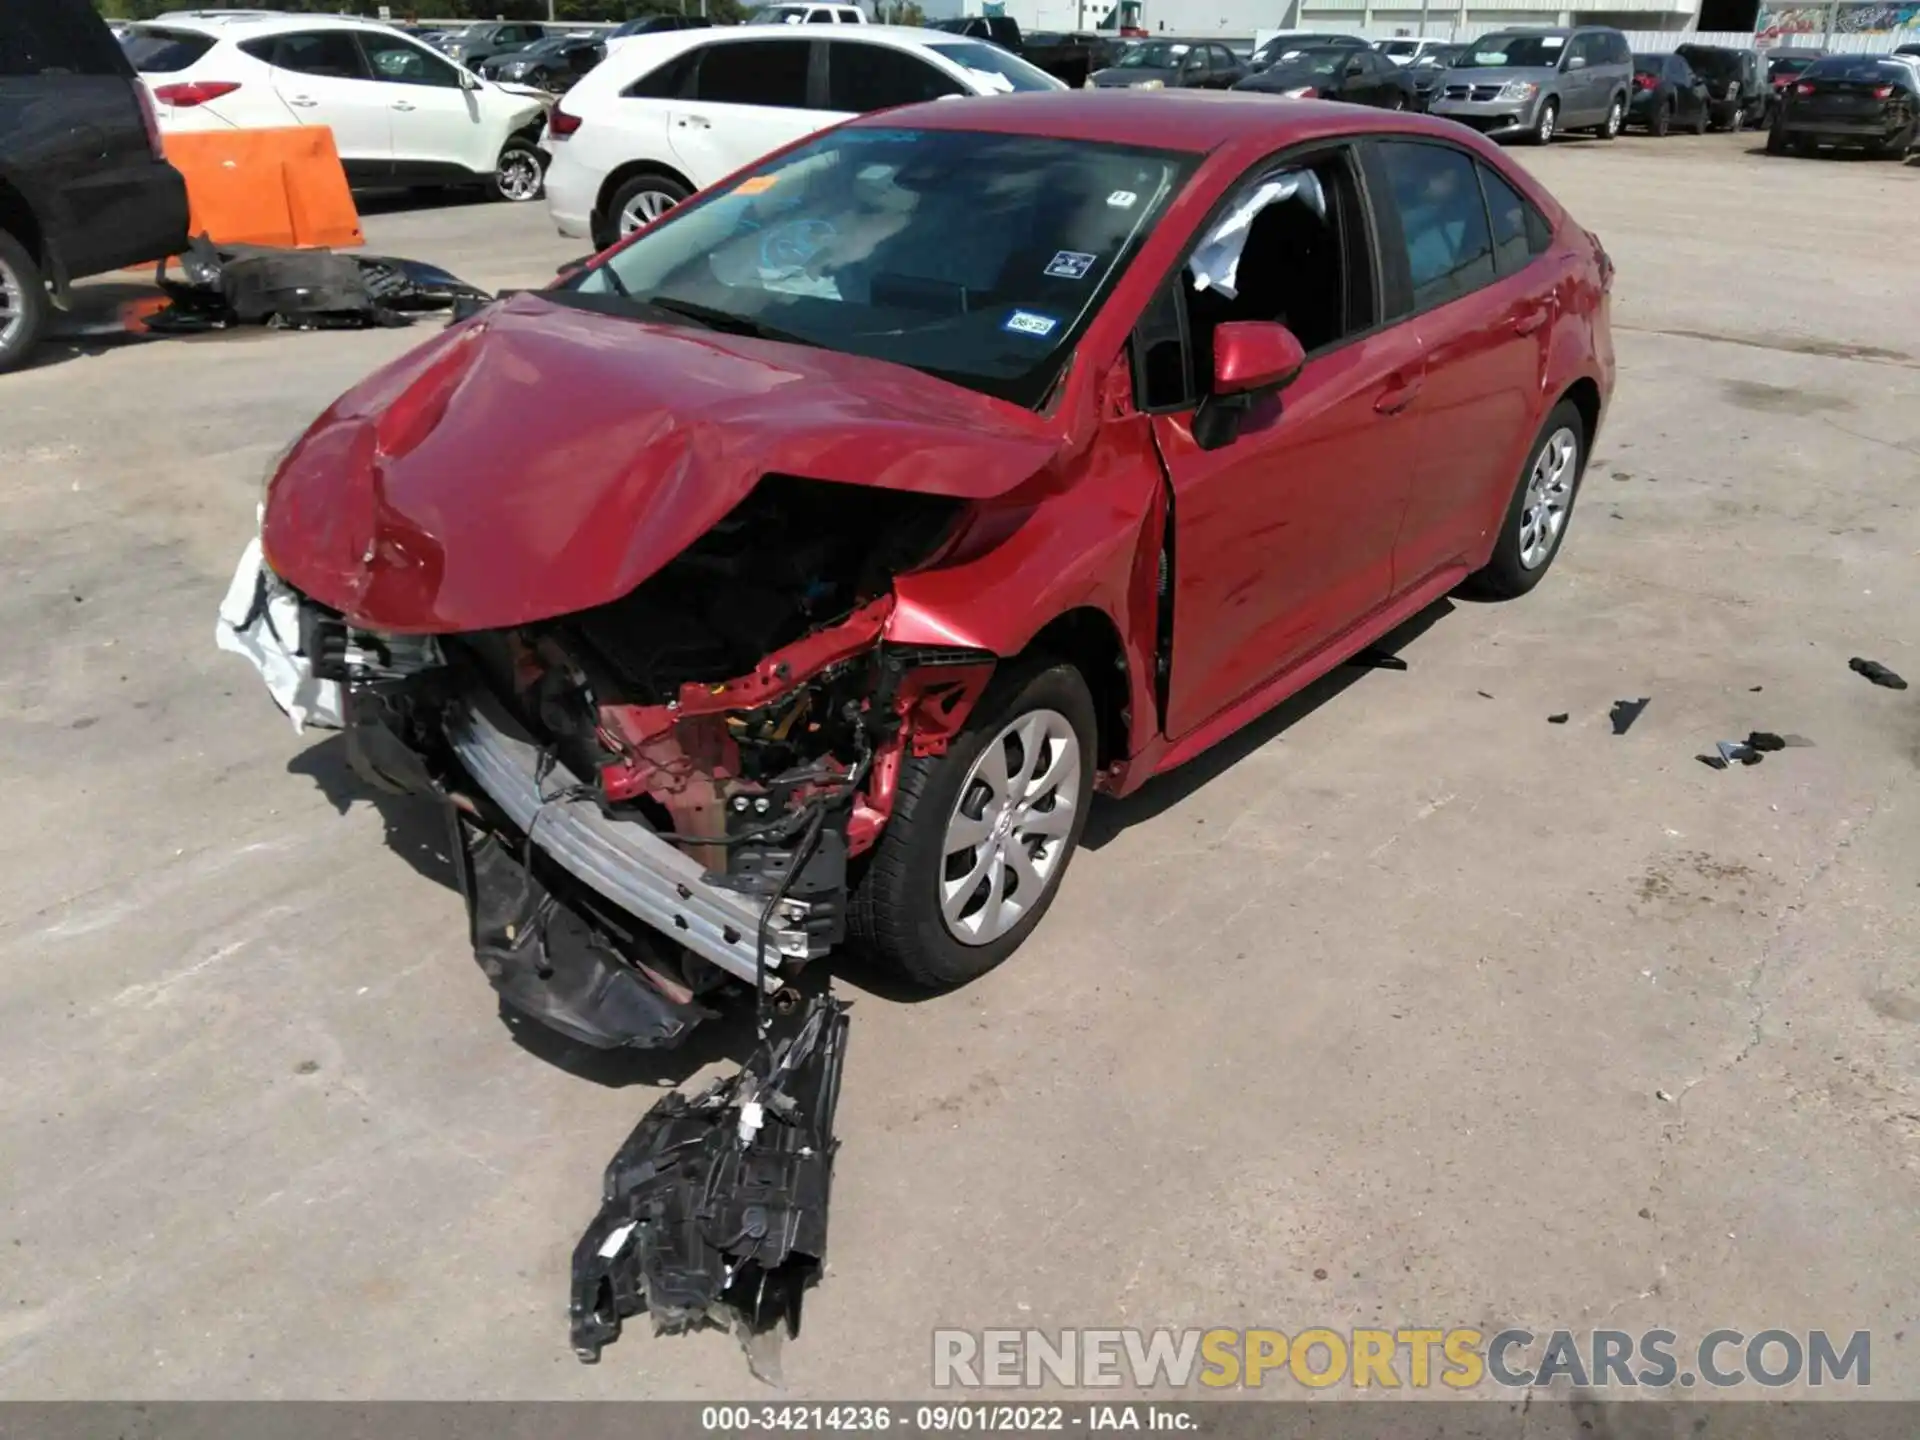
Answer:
[1478,163,1550,277]
[825,42,962,111]
[691,39,812,105]
[0,1,126,76]
[120,27,215,75]
[240,32,370,80]
[1377,140,1495,311]
[627,49,699,98]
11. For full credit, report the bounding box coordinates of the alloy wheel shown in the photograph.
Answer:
[619,189,679,235]
[1606,98,1624,137]
[1518,426,1579,570]
[0,253,24,355]
[1538,102,1556,143]
[938,709,1082,946]
[495,148,543,202]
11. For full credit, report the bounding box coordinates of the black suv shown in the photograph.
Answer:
[0,0,188,372]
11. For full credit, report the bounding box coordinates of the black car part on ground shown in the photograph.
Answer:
[145,237,491,333]
[570,993,851,1374]
[1609,697,1650,735]
[1850,657,1908,689]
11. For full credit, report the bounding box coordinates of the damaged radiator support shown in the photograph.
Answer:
[570,993,851,1374]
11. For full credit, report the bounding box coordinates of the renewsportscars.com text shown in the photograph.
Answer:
[932,1327,1871,1391]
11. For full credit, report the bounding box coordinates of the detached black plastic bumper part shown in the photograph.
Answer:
[570,994,851,1367]
[454,815,714,1050]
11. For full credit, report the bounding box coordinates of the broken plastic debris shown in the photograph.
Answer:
[1699,740,1763,770]
[1610,697,1650,736]
[1548,713,1569,725]
[569,994,849,1373]
[1187,169,1325,299]
[1746,731,1786,753]
[1347,648,1408,671]
[1849,658,1908,690]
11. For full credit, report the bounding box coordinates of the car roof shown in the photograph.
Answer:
[863,87,1500,156]
[131,13,414,38]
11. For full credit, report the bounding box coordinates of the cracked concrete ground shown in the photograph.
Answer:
[0,134,1915,1401]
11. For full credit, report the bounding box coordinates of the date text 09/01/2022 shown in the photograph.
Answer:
[701,1404,1197,1432]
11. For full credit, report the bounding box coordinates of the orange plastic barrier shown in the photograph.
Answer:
[162,126,364,251]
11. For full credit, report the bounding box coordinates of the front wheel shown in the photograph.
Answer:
[1526,98,1559,145]
[850,659,1097,989]
[1651,99,1671,137]
[493,141,545,202]
[0,228,49,375]
[1461,400,1587,600]
[1692,98,1710,134]
[1723,84,1745,131]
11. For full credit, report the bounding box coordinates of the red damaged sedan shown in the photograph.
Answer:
[225,91,1614,1049]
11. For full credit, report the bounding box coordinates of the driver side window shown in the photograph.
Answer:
[1133,147,1375,412]
[360,31,462,87]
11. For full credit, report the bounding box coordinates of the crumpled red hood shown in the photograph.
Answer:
[261,291,1064,633]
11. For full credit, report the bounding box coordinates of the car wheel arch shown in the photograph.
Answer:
[0,178,46,270]
[1020,607,1133,773]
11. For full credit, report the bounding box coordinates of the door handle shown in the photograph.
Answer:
[287,95,319,107]
[674,114,711,129]
[1512,305,1550,336]
[1374,374,1423,415]
[391,100,417,111]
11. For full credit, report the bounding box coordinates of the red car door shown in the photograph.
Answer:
[1144,146,1429,741]
[1370,139,1559,587]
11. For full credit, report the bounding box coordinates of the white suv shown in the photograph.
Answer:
[123,15,551,201]
[544,24,1063,248]
[746,4,868,22]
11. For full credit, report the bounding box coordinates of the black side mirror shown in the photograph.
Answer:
[450,293,493,323]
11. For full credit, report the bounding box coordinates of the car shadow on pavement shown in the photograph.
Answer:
[353,187,495,217]
[286,733,460,891]
[1080,597,1454,850]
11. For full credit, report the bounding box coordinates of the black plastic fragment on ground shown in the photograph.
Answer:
[1849,658,1908,690]
[1746,731,1787,753]
[1548,713,1569,725]
[1610,698,1650,736]
[1347,648,1408,671]
[1699,740,1764,770]
[145,235,490,334]
[570,994,850,1377]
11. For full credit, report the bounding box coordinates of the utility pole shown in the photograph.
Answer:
[1417,0,1428,36]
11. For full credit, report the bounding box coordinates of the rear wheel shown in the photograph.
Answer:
[1872,121,1915,157]
[598,171,691,249]
[1592,94,1624,139]
[850,658,1097,989]
[1723,83,1745,131]
[1692,98,1710,134]
[0,228,49,375]
[1461,400,1587,601]
[1651,99,1671,137]
[1766,121,1788,154]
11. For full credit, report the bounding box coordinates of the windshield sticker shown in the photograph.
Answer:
[1107,189,1138,208]
[1542,35,1565,45]
[1044,250,1097,281]
[1003,309,1059,339]
[736,175,777,196]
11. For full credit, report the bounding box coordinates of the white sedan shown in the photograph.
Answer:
[543,23,1064,248]
[123,14,551,201]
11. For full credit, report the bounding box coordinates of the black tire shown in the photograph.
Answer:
[1525,97,1559,145]
[1592,94,1624,139]
[849,657,1098,990]
[1766,122,1788,155]
[1461,399,1588,601]
[1651,99,1671,137]
[0,228,49,375]
[1692,99,1710,135]
[1872,121,1915,158]
[594,170,692,250]
[493,140,545,203]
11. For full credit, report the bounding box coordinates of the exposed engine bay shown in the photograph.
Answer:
[225,475,996,1051]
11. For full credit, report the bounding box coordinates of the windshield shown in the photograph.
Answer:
[747,5,807,20]
[1118,41,1189,67]
[1803,56,1906,82]
[1454,33,1567,68]
[925,40,1062,92]
[558,127,1192,409]
[1380,39,1419,56]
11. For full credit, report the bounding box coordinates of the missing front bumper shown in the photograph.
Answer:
[444,691,827,992]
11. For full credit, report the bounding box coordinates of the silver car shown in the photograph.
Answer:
[1429,27,1632,144]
